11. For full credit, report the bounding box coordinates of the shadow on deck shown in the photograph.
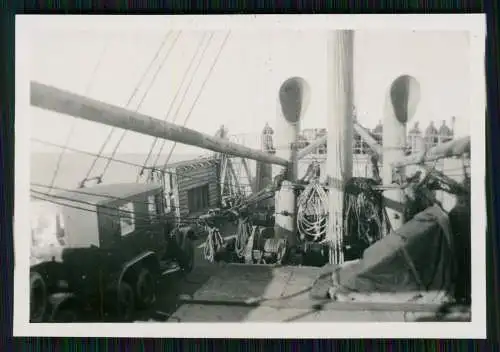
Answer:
[132,221,471,323]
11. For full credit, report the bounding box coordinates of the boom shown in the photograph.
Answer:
[31,81,289,167]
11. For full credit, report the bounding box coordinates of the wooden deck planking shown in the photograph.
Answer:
[167,264,459,322]
[191,264,312,302]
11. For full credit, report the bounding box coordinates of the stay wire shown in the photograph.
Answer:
[152,32,216,168]
[31,188,205,226]
[30,194,202,231]
[31,185,273,244]
[82,31,174,185]
[31,183,185,212]
[35,180,259,220]
[31,187,246,229]
[31,138,256,189]
[48,39,111,193]
[31,189,164,221]
[138,32,211,181]
[162,31,231,172]
[32,176,269,222]
[99,31,183,182]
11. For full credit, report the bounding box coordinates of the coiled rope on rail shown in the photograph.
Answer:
[203,226,224,263]
[342,178,388,260]
[297,180,329,242]
[235,217,252,258]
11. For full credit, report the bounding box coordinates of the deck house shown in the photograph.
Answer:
[163,157,221,221]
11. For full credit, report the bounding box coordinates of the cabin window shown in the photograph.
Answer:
[118,202,135,236]
[187,184,210,213]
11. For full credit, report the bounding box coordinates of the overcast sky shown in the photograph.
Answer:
[28,24,472,156]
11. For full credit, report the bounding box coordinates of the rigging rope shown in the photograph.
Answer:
[31,183,187,213]
[81,31,174,186]
[98,31,183,183]
[403,160,441,221]
[31,187,209,229]
[30,193,204,236]
[138,32,212,181]
[203,226,224,263]
[152,33,215,168]
[296,180,329,242]
[342,177,389,261]
[235,217,252,258]
[31,138,256,190]
[161,31,231,172]
[48,39,111,192]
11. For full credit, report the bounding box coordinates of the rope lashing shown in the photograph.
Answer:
[203,226,224,263]
[235,217,252,258]
[342,178,388,260]
[297,180,329,242]
[244,225,257,264]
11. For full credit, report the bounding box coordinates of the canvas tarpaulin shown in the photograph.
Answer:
[328,205,455,304]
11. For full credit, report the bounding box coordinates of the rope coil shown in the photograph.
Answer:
[235,218,252,258]
[296,180,329,242]
[342,178,388,261]
[203,226,224,263]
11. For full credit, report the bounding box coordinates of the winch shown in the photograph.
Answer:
[249,208,275,227]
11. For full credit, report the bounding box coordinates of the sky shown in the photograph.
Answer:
[29,26,472,156]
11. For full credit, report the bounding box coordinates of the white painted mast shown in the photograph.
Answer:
[326,30,355,265]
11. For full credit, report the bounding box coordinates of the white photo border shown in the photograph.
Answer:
[14,14,486,338]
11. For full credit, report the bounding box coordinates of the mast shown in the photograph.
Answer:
[326,30,355,265]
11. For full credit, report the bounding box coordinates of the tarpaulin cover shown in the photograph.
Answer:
[329,205,455,303]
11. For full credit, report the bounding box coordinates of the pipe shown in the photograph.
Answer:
[297,122,382,160]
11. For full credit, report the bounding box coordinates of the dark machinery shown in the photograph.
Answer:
[199,166,330,267]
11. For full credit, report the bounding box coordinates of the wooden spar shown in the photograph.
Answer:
[382,75,421,230]
[353,122,383,156]
[326,30,354,265]
[30,81,289,167]
[297,135,327,160]
[296,122,382,160]
[393,135,470,168]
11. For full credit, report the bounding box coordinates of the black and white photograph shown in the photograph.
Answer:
[14,15,486,338]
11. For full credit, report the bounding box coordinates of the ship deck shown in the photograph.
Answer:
[127,222,470,323]
[166,263,466,322]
